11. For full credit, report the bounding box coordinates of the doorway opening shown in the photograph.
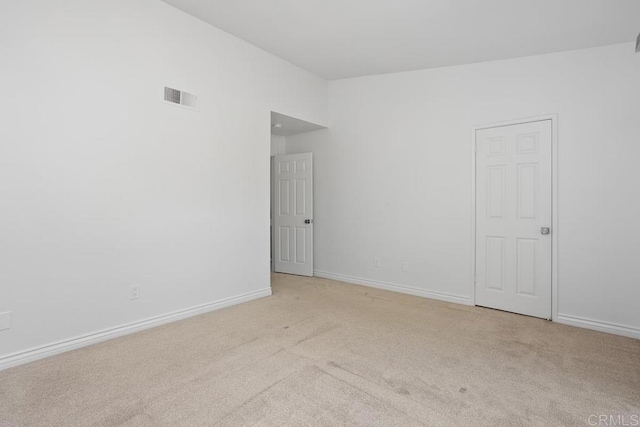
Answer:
[269,112,326,278]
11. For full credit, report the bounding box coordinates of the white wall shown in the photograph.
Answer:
[0,0,327,363]
[287,43,640,336]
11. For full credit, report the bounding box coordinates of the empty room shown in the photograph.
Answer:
[1,0,639,425]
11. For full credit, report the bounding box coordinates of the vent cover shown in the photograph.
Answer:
[164,86,198,109]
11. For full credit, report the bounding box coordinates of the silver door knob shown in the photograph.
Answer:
[304,219,313,224]
[541,227,550,235]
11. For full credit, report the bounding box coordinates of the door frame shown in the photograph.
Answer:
[470,114,559,320]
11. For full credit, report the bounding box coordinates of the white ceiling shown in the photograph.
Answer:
[162,0,640,80]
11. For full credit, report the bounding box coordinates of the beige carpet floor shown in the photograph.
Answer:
[1,273,639,426]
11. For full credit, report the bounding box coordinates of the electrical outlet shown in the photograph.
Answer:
[129,285,140,300]
[373,257,380,268]
[0,312,11,331]
[402,262,409,273]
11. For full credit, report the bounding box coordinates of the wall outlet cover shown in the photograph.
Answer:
[130,285,140,300]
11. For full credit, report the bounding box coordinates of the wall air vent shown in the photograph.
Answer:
[163,86,198,109]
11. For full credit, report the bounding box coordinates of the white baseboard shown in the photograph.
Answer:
[314,271,640,340]
[555,314,640,340]
[0,288,272,372]
[314,270,472,306]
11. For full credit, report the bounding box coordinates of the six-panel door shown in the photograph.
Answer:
[273,153,313,276]
[475,120,552,319]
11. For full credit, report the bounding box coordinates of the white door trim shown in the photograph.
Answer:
[470,114,559,320]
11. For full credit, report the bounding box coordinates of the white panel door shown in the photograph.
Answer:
[475,120,552,319]
[273,153,313,276]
